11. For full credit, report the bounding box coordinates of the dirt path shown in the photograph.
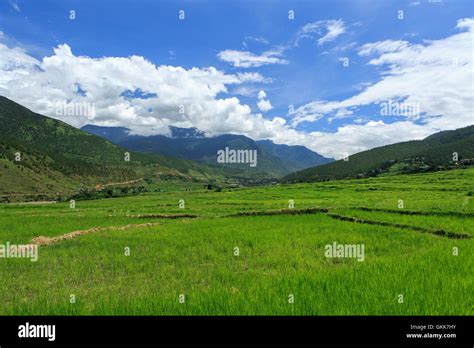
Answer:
[94,178,144,190]
[30,222,160,247]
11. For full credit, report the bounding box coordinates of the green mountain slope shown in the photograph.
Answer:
[284,125,474,182]
[120,133,289,177]
[0,96,225,199]
[81,125,333,177]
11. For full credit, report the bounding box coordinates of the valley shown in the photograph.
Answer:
[0,168,472,315]
[0,96,472,316]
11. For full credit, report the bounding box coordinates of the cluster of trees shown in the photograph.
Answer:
[391,157,474,175]
[205,183,222,192]
[68,185,148,201]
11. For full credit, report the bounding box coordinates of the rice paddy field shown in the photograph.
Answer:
[0,168,473,315]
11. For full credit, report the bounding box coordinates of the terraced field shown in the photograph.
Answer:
[0,168,473,315]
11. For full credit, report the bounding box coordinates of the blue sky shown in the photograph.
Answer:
[0,0,472,158]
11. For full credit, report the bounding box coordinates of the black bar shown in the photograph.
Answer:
[0,316,472,346]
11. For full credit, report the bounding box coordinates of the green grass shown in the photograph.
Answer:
[0,168,473,315]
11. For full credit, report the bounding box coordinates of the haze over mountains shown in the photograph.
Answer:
[81,124,334,175]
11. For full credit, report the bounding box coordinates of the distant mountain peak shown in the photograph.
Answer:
[169,126,206,139]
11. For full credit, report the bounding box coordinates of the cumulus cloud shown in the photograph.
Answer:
[0,18,472,160]
[0,42,294,145]
[257,90,273,113]
[257,99,273,113]
[257,90,267,99]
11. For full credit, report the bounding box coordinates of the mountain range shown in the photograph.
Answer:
[0,96,332,201]
[1,95,473,202]
[81,124,334,176]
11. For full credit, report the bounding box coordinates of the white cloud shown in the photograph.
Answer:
[307,121,433,157]
[319,20,346,45]
[0,43,40,74]
[217,49,288,68]
[218,19,345,69]
[358,40,410,56]
[236,72,272,83]
[231,85,259,97]
[457,17,474,30]
[257,90,273,112]
[296,19,346,46]
[1,18,472,160]
[0,42,295,146]
[290,18,474,156]
[272,117,286,125]
[242,36,270,48]
[257,99,273,113]
[9,0,21,12]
